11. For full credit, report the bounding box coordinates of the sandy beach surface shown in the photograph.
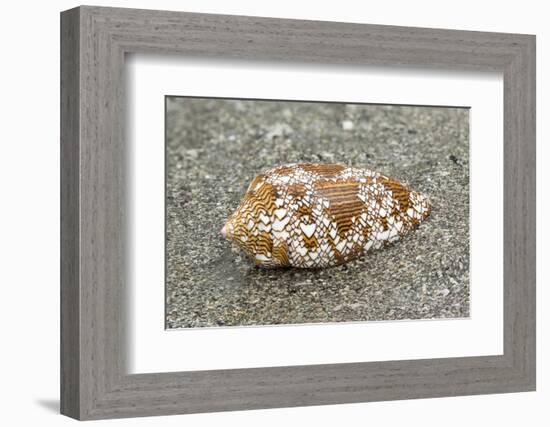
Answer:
[165,98,470,328]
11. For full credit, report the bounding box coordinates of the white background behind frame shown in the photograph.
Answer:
[127,55,503,374]
[2,0,547,426]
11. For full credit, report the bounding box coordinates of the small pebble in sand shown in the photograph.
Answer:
[342,120,354,131]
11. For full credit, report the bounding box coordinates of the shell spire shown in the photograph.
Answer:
[222,163,431,268]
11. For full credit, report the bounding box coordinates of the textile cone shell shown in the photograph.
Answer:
[223,163,431,268]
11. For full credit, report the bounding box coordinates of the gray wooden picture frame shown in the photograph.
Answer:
[60,5,536,420]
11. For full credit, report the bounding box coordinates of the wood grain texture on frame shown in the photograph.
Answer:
[60,5,536,420]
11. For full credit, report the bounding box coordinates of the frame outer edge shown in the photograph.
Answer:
[527,35,536,390]
[60,6,537,420]
[502,34,536,391]
[60,6,81,420]
[519,34,536,389]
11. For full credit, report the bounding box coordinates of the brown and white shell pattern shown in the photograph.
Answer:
[221,163,431,268]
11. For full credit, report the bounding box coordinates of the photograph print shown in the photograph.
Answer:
[165,97,470,329]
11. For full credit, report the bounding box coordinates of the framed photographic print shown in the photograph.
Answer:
[60,5,536,420]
